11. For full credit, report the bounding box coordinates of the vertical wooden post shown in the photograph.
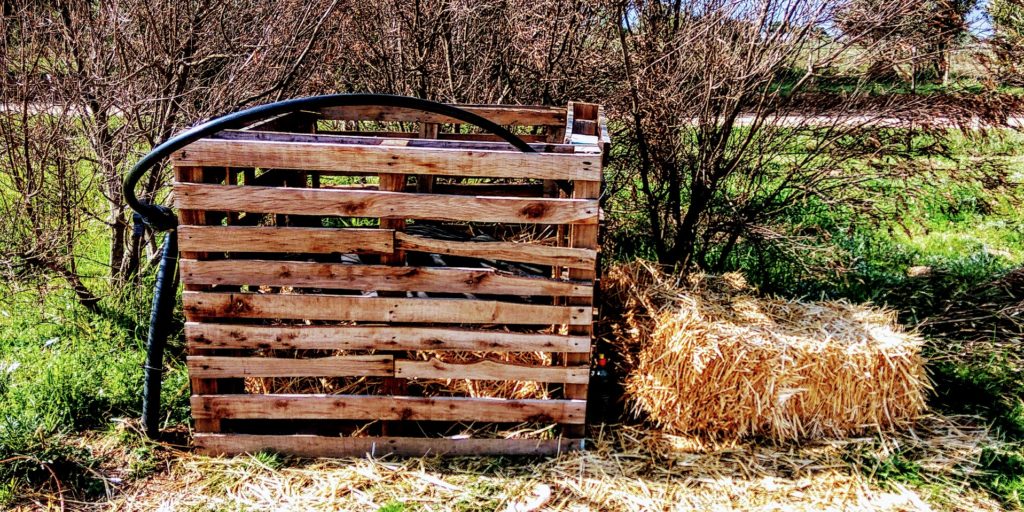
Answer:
[378,171,408,435]
[564,102,601,438]
[176,165,220,433]
[565,180,599,439]
[416,122,439,193]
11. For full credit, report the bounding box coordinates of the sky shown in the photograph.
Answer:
[970,0,993,37]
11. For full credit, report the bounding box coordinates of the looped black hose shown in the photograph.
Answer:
[127,94,537,438]
[123,93,536,230]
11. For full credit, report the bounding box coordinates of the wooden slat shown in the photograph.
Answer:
[173,183,599,225]
[180,260,591,297]
[182,292,592,325]
[214,130,575,153]
[565,179,600,436]
[395,232,596,270]
[426,183,545,197]
[194,434,582,457]
[316,131,547,144]
[171,138,600,181]
[186,323,591,353]
[191,394,586,423]
[242,111,319,132]
[396,359,589,384]
[438,132,547,143]
[187,355,394,379]
[177,226,394,254]
[317,104,566,126]
[176,166,221,433]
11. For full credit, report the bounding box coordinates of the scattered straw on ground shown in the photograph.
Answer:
[80,414,999,512]
[604,261,931,442]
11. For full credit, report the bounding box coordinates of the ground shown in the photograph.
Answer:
[1,125,1022,509]
[9,415,994,511]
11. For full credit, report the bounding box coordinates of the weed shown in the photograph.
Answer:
[980,445,1024,508]
[377,502,408,512]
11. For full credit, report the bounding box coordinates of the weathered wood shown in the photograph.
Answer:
[426,183,545,197]
[396,359,589,384]
[177,226,394,254]
[187,355,394,379]
[317,104,566,126]
[394,232,596,270]
[438,132,547,143]
[564,179,600,436]
[186,323,591,353]
[171,138,600,181]
[173,183,599,225]
[174,101,605,452]
[214,129,573,153]
[242,110,319,132]
[376,172,409,417]
[191,394,587,423]
[182,292,592,325]
[194,434,583,457]
[317,131,549,144]
[175,166,220,433]
[180,260,591,297]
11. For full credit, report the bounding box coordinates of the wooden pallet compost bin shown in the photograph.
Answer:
[172,102,609,457]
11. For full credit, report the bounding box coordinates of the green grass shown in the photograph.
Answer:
[0,230,190,505]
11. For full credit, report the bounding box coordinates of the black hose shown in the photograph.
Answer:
[141,232,178,438]
[126,94,537,438]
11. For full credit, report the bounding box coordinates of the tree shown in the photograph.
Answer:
[990,0,1024,85]
[839,0,978,85]
[0,0,343,308]
[5,0,342,289]
[609,0,933,268]
[328,0,613,104]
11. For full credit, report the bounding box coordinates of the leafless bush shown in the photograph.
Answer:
[0,5,98,309]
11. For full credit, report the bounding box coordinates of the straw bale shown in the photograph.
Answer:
[605,261,930,441]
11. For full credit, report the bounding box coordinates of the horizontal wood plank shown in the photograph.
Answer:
[180,260,591,297]
[186,323,591,353]
[194,434,583,457]
[182,292,592,325]
[177,226,394,254]
[426,183,545,197]
[395,232,596,270]
[317,131,549,144]
[171,138,599,181]
[214,130,573,153]
[187,355,394,379]
[316,104,566,126]
[173,183,598,225]
[396,359,589,384]
[191,394,586,423]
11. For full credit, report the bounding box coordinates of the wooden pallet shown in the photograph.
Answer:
[173,102,608,457]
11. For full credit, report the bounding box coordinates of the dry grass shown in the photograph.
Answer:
[604,261,931,442]
[245,349,556,401]
[88,415,1000,512]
